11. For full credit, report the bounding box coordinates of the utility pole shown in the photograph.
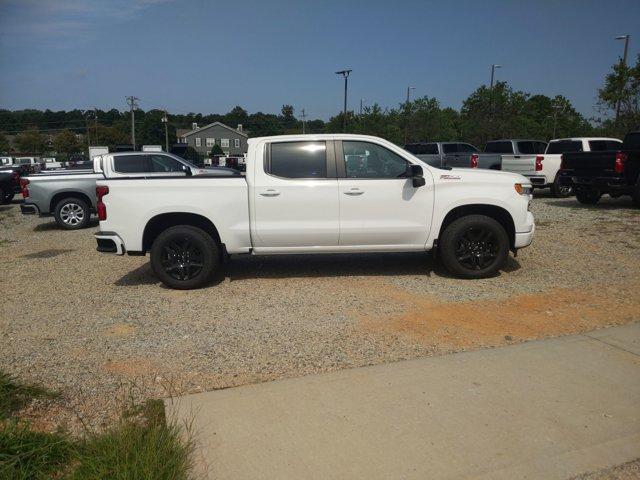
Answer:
[360,99,366,129]
[162,110,169,152]
[490,64,501,90]
[551,103,564,138]
[404,86,415,144]
[615,35,630,123]
[126,96,139,150]
[81,110,91,151]
[335,69,351,132]
[94,108,99,145]
[301,108,307,134]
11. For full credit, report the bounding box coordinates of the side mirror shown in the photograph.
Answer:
[409,164,426,188]
[182,164,192,176]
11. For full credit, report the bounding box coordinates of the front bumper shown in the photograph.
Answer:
[20,203,39,215]
[514,211,535,249]
[95,231,125,255]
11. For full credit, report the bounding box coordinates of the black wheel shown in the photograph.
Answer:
[0,187,9,205]
[150,225,219,290]
[2,192,15,204]
[54,197,91,229]
[439,215,510,279]
[575,189,601,205]
[551,174,572,198]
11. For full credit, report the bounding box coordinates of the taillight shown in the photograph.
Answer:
[20,178,29,198]
[614,151,627,174]
[470,154,479,168]
[535,155,543,171]
[96,185,109,221]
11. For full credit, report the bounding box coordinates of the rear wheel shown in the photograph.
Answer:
[54,197,91,229]
[551,174,572,198]
[150,225,219,289]
[575,189,601,205]
[439,215,510,279]
[0,187,11,205]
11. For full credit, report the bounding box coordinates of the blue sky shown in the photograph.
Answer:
[0,0,639,120]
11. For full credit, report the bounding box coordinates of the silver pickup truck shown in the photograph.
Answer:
[405,139,547,171]
[20,152,239,229]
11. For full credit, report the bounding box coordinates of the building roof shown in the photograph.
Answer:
[180,121,248,138]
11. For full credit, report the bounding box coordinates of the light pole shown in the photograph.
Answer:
[336,69,351,132]
[490,64,501,90]
[126,96,139,150]
[81,110,92,151]
[404,86,415,144]
[161,110,169,152]
[615,35,630,123]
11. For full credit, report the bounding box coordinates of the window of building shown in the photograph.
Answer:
[206,138,215,147]
[342,141,408,179]
[195,138,201,147]
[268,141,326,178]
[221,138,230,148]
[234,138,240,148]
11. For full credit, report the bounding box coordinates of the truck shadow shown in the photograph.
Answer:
[33,219,99,232]
[544,197,637,211]
[115,253,521,287]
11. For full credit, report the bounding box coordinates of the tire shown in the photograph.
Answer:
[150,225,219,290]
[632,178,640,208]
[0,187,8,205]
[575,189,601,205]
[53,197,91,230]
[551,174,572,198]
[2,192,15,204]
[439,214,510,279]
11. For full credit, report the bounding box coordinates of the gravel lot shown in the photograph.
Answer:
[1,191,639,432]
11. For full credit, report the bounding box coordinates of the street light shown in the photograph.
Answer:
[336,69,352,132]
[490,64,501,90]
[404,86,415,144]
[615,35,630,123]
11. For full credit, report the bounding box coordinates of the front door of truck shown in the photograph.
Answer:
[252,140,339,247]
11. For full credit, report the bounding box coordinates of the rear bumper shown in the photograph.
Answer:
[20,203,39,215]
[522,175,548,186]
[95,231,125,255]
[559,174,628,190]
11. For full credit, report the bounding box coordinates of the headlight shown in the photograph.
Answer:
[514,183,533,195]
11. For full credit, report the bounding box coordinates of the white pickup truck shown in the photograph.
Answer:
[501,137,622,197]
[95,134,535,289]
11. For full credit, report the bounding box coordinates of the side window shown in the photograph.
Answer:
[343,141,408,179]
[269,141,326,178]
[442,143,457,154]
[457,143,478,153]
[605,140,623,150]
[517,141,535,154]
[535,142,548,154]
[113,155,150,173]
[149,155,184,172]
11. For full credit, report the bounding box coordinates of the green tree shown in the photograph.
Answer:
[0,132,10,153]
[53,130,80,157]
[15,130,46,153]
[210,144,224,156]
[595,54,640,136]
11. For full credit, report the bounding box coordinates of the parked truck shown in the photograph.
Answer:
[0,169,20,204]
[502,137,622,197]
[20,152,240,229]
[558,131,640,206]
[94,134,535,289]
[403,142,481,168]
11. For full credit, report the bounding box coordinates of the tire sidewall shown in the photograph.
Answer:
[575,188,600,205]
[552,174,572,198]
[54,197,91,229]
[150,225,219,290]
[439,215,510,279]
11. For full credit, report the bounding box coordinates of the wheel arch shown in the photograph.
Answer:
[437,204,516,249]
[50,191,93,213]
[142,212,222,253]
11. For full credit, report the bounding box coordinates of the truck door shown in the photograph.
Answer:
[336,140,433,247]
[252,140,339,247]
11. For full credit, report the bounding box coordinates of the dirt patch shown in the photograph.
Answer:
[105,323,138,337]
[103,359,157,377]
[359,281,640,350]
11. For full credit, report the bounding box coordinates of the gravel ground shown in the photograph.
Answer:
[1,191,639,435]
[570,459,640,480]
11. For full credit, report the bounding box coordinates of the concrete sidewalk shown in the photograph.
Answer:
[169,323,640,480]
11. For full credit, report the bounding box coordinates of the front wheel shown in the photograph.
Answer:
[551,175,572,198]
[150,225,219,289]
[575,189,601,205]
[54,197,91,229]
[438,215,510,279]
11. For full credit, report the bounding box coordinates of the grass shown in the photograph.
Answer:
[0,370,195,480]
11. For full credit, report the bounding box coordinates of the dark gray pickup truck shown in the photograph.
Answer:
[558,131,640,206]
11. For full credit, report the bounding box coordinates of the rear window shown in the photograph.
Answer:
[484,141,513,154]
[456,143,478,153]
[517,141,547,154]
[546,141,582,154]
[268,141,326,178]
[113,155,150,173]
[404,143,438,155]
[588,140,622,152]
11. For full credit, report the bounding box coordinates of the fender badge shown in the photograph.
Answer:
[440,174,461,180]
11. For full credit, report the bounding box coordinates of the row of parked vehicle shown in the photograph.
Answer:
[404,135,634,202]
[16,131,640,290]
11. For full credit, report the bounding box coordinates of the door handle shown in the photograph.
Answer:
[344,188,364,196]
[259,189,280,197]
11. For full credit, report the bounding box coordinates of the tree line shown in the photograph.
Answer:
[0,54,638,158]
